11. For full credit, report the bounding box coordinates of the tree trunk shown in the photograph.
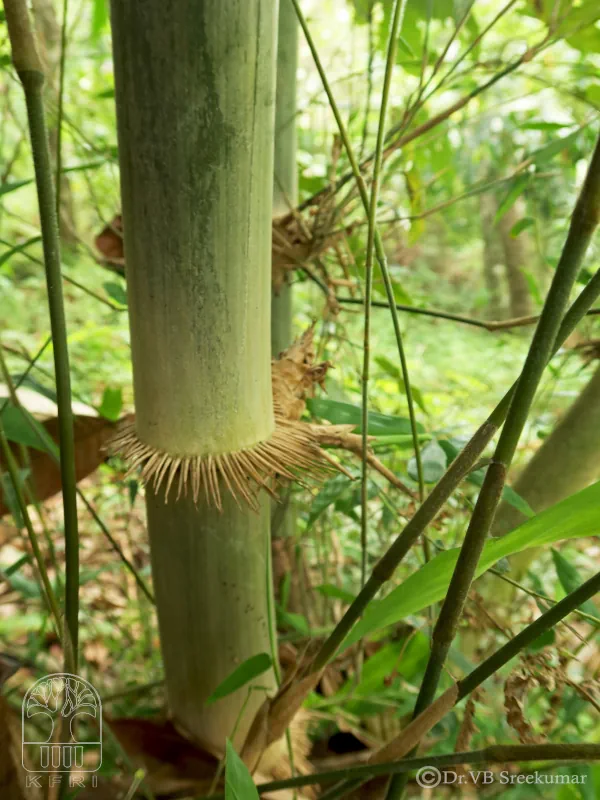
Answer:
[481,193,503,320]
[497,199,533,318]
[110,0,277,753]
[271,0,298,357]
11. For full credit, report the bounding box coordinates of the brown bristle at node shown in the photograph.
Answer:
[110,413,337,512]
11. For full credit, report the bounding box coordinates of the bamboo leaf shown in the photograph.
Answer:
[225,739,259,800]
[0,179,33,196]
[306,398,424,435]
[98,387,123,422]
[103,281,128,307]
[510,218,535,238]
[0,236,42,269]
[494,175,530,223]
[1,404,57,455]
[343,480,600,647]
[206,654,272,705]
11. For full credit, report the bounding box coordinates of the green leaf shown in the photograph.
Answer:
[0,236,42,270]
[408,439,446,484]
[530,127,584,167]
[510,218,535,238]
[103,281,128,306]
[494,175,530,223]
[306,398,424,435]
[0,178,33,197]
[277,608,310,634]
[225,739,259,800]
[343,480,600,647]
[98,387,123,421]
[551,549,598,617]
[0,468,29,527]
[466,465,535,518]
[501,485,535,519]
[527,628,555,651]
[315,583,356,604]
[1,404,58,456]
[307,474,355,528]
[206,653,272,705]
[91,0,109,40]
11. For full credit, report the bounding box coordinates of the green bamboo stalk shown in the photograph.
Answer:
[109,0,278,750]
[290,0,424,502]
[4,0,80,669]
[361,0,409,588]
[386,132,600,800]
[271,0,298,357]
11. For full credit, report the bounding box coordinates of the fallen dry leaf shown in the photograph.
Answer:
[0,415,118,518]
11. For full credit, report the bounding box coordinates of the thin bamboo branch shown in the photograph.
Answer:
[4,0,80,668]
[337,296,600,332]
[361,0,409,591]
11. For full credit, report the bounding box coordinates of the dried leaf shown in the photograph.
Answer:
[94,214,125,274]
[1,415,118,517]
[0,694,42,799]
[271,326,331,421]
[108,716,217,795]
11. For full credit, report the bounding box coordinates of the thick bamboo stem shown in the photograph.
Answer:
[110,0,277,750]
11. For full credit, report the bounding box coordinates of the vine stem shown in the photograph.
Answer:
[4,0,80,670]
[289,0,424,510]
[361,0,409,591]
[386,131,600,800]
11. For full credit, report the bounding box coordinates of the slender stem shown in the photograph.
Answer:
[0,416,63,645]
[200,742,600,797]
[386,133,600,800]
[4,0,79,669]
[361,0,408,589]
[291,0,424,507]
[337,295,600,332]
